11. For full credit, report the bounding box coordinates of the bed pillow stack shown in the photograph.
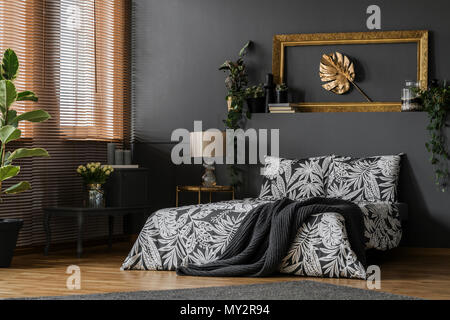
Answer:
[259,154,402,203]
[326,155,402,202]
[259,155,334,201]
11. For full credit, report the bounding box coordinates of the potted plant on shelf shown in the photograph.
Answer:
[77,163,114,208]
[220,41,251,127]
[275,83,289,103]
[219,41,252,186]
[245,84,265,113]
[0,48,51,267]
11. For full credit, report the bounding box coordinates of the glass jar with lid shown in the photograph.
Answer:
[401,80,421,111]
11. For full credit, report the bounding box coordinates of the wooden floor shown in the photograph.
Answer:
[1,242,449,299]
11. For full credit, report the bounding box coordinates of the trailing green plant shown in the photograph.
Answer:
[0,48,51,198]
[415,80,450,191]
[219,41,252,186]
[276,83,288,92]
[245,84,264,99]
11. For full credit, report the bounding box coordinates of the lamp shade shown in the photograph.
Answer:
[190,131,225,158]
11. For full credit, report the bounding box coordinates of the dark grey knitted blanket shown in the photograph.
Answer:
[176,197,366,277]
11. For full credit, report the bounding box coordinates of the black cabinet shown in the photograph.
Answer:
[104,168,151,234]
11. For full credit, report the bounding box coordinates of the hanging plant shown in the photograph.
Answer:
[415,80,450,191]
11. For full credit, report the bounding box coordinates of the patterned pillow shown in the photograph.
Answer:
[326,155,402,202]
[259,155,334,200]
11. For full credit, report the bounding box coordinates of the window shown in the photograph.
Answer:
[59,0,96,131]
[0,0,131,247]
[0,0,35,138]
[59,0,131,141]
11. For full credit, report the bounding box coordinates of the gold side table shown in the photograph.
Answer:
[176,185,235,207]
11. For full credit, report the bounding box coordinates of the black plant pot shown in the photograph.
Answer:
[276,90,288,104]
[246,97,266,113]
[0,219,23,268]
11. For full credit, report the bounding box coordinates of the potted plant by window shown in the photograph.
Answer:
[275,83,289,103]
[245,84,266,113]
[0,48,51,267]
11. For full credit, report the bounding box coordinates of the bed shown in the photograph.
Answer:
[121,154,404,279]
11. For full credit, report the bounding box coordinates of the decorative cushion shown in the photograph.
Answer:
[259,155,334,200]
[326,155,402,202]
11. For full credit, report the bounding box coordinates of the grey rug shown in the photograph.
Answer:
[22,281,420,300]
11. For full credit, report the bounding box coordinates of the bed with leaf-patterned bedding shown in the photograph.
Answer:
[121,154,404,279]
[121,199,402,279]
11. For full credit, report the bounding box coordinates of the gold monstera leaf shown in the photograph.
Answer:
[319,52,371,102]
[320,52,355,94]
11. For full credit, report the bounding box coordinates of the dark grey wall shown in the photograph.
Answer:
[133,0,450,247]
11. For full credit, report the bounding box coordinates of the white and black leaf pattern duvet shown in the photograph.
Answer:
[326,155,401,202]
[360,201,402,250]
[121,199,402,280]
[280,213,366,279]
[121,199,271,271]
[259,156,334,200]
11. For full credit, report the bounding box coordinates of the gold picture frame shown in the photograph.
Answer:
[271,30,428,112]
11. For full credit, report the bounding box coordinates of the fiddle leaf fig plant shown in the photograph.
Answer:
[0,48,50,197]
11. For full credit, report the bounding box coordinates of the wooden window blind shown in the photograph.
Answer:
[0,0,131,247]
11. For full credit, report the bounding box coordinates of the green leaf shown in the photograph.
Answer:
[3,151,11,166]
[8,148,49,162]
[4,181,30,194]
[1,49,19,80]
[0,165,19,181]
[5,109,17,127]
[0,80,17,112]
[16,91,38,102]
[239,41,251,57]
[14,109,51,123]
[219,61,232,71]
[0,125,21,144]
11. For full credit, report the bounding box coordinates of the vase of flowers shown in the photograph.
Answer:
[77,163,114,208]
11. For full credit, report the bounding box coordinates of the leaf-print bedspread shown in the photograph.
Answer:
[121,198,402,279]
